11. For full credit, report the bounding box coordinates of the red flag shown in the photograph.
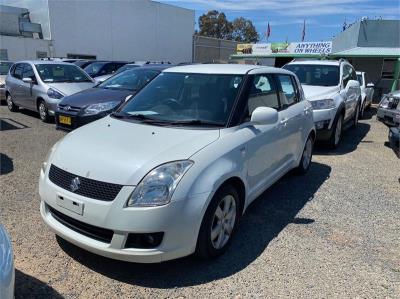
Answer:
[266,22,271,39]
[301,20,306,42]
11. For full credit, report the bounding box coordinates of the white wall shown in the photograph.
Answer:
[0,35,50,60]
[48,0,195,62]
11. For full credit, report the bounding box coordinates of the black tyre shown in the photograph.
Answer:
[38,100,51,122]
[328,114,343,149]
[196,184,240,259]
[6,94,18,112]
[295,135,314,174]
[351,102,360,128]
[360,100,366,119]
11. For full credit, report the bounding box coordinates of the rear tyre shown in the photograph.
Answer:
[38,100,50,122]
[195,185,240,259]
[360,100,366,119]
[6,94,18,112]
[295,135,314,175]
[328,114,343,149]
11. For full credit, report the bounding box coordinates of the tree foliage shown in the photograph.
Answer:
[198,11,259,43]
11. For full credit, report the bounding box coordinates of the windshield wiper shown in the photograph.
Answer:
[170,119,225,127]
[111,113,170,125]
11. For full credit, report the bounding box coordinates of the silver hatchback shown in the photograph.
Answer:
[5,61,94,122]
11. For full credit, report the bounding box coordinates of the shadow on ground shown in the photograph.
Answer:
[0,153,13,175]
[15,269,63,299]
[57,161,331,288]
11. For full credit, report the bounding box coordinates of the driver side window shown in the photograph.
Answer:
[342,65,351,87]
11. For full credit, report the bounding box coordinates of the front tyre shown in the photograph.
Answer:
[351,103,360,128]
[328,114,343,149]
[38,100,50,122]
[295,135,314,174]
[6,94,18,112]
[196,185,240,259]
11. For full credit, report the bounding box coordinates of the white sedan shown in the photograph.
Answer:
[39,64,315,263]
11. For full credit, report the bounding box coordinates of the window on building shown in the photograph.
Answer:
[381,59,397,79]
[67,54,97,59]
[0,49,8,60]
[36,51,48,59]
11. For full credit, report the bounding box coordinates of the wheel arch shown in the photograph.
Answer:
[36,97,46,111]
[216,176,246,215]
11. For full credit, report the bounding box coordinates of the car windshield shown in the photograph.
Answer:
[115,64,139,74]
[99,69,160,91]
[0,62,13,75]
[84,62,107,76]
[116,72,243,126]
[284,64,339,87]
[357,74,363,85]
[35,64,92,83]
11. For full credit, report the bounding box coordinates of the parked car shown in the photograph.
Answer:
[0,61,14,101]
[5,61,95,122]
[55,65,170,130]
[284,59,361,148]
[377,91,400,127]
[83,61,128,78]
[0,224,14,299]
[73,60,97,69]
[356,71,374,118]
[94,62,172,83]
[389,126,399,158]
[39,64,315,263]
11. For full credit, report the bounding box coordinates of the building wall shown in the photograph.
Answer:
[358,20,400,48]
[193,36,238,63]
[47,0,194,62]
[0,35,50,60]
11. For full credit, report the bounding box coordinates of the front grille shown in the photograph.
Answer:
[48,205,113,243]
[48,164,123,201]
[58,104,81,113]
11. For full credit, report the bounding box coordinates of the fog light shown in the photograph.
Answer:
[125,232,164,249]
[315,120,330,130]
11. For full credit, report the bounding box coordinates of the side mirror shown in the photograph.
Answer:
[345,79,359,90]
[22,77,33,84]
[250,107,278,125]
[366,83,374,88]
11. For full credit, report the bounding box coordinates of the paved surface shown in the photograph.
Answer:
[0,105,399,298]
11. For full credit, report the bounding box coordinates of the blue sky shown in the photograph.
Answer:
[159,0,400,42]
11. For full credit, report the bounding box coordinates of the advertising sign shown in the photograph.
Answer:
[237,41,332,55]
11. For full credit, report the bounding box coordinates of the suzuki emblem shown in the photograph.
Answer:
[70,177,81,192]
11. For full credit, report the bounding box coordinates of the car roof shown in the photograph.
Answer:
[286,60,341,66]
[163,63,292,75]
[18,60,75,65]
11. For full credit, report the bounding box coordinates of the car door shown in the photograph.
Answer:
[275,74,307,164]
[8,63,25,106]
[244,74,290,195]
[20,63,37,110]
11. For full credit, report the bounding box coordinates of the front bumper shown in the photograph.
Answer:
[39,168,208,263]
[312,108,337,141]
[55,110,112,131]
[377,107,400,127]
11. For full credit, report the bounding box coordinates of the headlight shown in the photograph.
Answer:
[83,101,120,115]
[311,99,335,110]
[126,160,194,207]
[47,88,64,99]
[0,83,5,88]
[379,97,390,109]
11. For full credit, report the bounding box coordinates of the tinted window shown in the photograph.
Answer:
[35,64,92,83]
[244,75,279,121]
[84,62,107,76]
[342,65,351,87]
[118,72,243,125]
[13,64,24,79]
[283,64,339,87]
[0,61,13,75]
[99,69,160,91]
[22,64,36,82]
[277,75,297,107]
[357,74,363,86]
[115,64,139,74]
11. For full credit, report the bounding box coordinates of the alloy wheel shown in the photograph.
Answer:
[210,195,237,250]
[39,102,47,120]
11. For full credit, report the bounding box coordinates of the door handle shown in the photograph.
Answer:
[280,118,288,126]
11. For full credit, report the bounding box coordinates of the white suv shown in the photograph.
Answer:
[39,64,315,263]
[284,60,361,148]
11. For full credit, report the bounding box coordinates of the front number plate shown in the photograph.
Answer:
[56,195,84,215]
[59,115,71,125]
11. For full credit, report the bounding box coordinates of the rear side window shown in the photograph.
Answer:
[13,64,24,79]
[276,75,298,107]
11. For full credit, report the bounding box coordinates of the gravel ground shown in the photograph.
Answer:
[0,105,399,298]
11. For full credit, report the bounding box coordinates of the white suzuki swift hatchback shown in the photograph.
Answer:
[40,64,315,263]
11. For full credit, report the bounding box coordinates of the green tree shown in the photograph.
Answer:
[231,17,259,43]
[198,10,232,40]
